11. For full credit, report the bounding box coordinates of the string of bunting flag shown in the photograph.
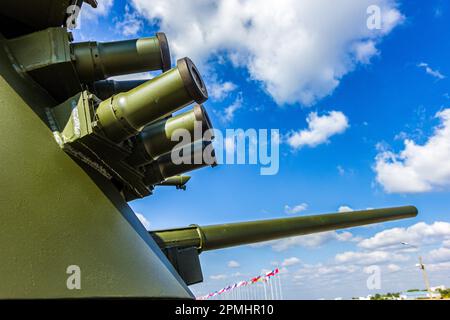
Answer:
[197,268,283,300]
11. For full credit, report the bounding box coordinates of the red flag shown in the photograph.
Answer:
[266,270,275,278]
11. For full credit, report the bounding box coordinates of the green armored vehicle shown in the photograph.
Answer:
[0,0,418,299]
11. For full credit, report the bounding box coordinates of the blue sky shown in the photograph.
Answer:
[75,0,450,299]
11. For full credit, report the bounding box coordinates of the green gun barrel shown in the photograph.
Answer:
[129,104,213,167]
[157,176,192,190]
[91,80,148,100]
[144,140,216,186]
[150,206,418,252]
[95,57,208,142]
[72,32,171,81]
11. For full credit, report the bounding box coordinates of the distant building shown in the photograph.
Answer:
[400,291,441,300]
[430,285,446,292]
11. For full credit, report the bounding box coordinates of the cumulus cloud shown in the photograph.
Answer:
[428,247,450,263]
[335,250,408,265]
[427,262,450,272]
[353,40,379,64]
[210,81,238,101]
[387,264,401,272]
[135,213,151,230]
[418,62,446,80]
[339,206,354,213]
[374,109,450,193]
[255,231,356,252]
[221,95,243,123]
[284,203,308,215]
[294,263,359,280]
[317,264,359,276]
[287,111,349,149]
[81,0,114,21]
[131,0,404,105]
[114,5,143,36]
[227,260,241,268]
[358,222,450,250]
[282,257,301,267]
[210,274,228,280]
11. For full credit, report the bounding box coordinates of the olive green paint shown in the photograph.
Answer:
[0,0,420,299]
[0,37,192,299]
[72,36,168,82]
[151,206,418,252]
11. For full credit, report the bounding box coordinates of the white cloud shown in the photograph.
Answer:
[115,5,143,36]
[287,111,349,149]
[375,109,450,193]
[318,265,359,276]
[339,206,354,213]
[335,250,408,265]
[210,274,228,280]
[418,62,446,80]
[282,257,301,267]
[358,222,450,250]
[82,0,114,21]
[135,213,151,230]
[294,263,359,279]
[131,0,404,106]
[353,40,379,64]
[221,95,243,123]
[427,262,450,272]
[387,264,401,272]
[210,81,238,101]
[284,203,308,215]
[428,247,450,263]
[227,260,241,268]
[256,231,356,252]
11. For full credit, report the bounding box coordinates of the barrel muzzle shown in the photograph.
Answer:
[144,140,217,187]
[72,32,171,82]
[157,176,192,190]
[129,105,214,166]
[95,58,209,142]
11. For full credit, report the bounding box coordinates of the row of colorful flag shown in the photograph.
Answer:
[197,268,281,300]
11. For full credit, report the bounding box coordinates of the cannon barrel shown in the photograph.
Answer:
[157,176,192,190]
[128,104,213,167]
[150,206,418,252]
[72,33,171,81]
[144,140,217,187]
[95,57,208,142]
[91,80,148,100]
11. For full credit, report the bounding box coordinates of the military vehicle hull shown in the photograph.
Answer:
[0,35,192,299]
